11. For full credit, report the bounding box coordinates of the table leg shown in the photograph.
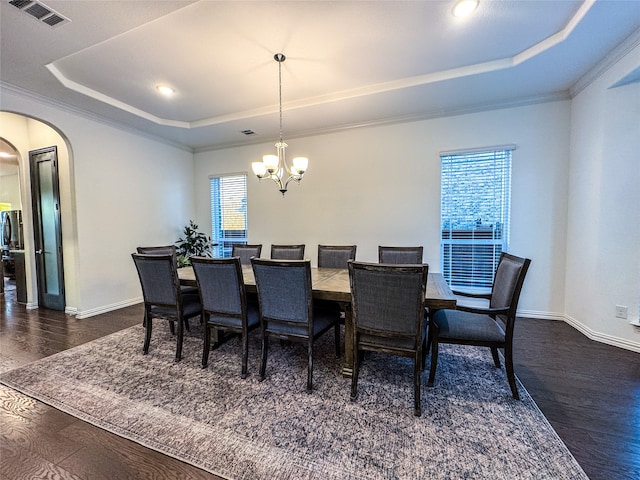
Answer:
[341,302,353,378]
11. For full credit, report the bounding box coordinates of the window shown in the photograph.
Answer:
[210,174,247,258]
[440,146,513,291]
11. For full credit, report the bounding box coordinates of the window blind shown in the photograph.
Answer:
[210,174,247,258]
[440,148,512,290]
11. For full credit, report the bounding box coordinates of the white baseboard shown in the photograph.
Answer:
[518,309,565,321]
[563,314,640,353]
[75,297,142,319]
[519,309,640,354]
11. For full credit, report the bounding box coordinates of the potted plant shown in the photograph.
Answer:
[175,220,213,266]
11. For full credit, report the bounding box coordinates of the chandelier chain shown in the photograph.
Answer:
[278,57,283,143]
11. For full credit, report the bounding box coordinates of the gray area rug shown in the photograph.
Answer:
[0,323,588,479]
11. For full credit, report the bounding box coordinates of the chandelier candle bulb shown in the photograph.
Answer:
[292,157,308,175]
[251,162,268,178]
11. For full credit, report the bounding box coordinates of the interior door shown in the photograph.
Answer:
[30,146,65,310]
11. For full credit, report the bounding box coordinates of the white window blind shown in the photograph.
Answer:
[210,174,247,258]
[440,147,512,291]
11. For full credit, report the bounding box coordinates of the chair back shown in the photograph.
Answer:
[270,244,305,260]
[131,253,179,307]
[317,244,356,269]
[489,252,531,325]
[378,246,423,264]
[232,244,263,265]
[137,245,178,268]
[251,258,312,325]
[191,256,245,318]
[349,261,428,339]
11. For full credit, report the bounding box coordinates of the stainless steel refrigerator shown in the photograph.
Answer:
[1,210,24,251]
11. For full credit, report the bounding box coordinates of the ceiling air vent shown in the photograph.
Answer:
[7,0,70,28]
[241,130,256,136]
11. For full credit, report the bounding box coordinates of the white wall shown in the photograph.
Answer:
[0,174,21,207]
[194,101,572,318]
[1,89,195,317]
[566,42,640,350]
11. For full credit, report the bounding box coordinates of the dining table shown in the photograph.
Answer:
[179,265,456,377]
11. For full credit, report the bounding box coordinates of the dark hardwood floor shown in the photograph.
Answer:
[1,282,638,479]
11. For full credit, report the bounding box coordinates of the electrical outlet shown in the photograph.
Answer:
[615,305,628,319]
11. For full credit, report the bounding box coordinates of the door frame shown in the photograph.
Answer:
[29,146,65,310]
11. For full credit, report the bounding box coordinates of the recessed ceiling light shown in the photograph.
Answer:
[452,0,479,17]
[156,85,175,96]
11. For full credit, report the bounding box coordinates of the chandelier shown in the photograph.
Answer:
[251,53,308,196]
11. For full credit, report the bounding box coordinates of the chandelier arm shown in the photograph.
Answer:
[283,172,303,190]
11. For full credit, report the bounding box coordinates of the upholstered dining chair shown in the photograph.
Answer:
[270,244,305,260]
[136,244,179,264]
[131,253,202,362]
[251,258,341,392]
[317,244,357,269]
[348,260,429,416]
[231,244,263,266]
[427,252,531,400]
[191,256,259,378]
[137,244,199,298]
[378,246,424,264]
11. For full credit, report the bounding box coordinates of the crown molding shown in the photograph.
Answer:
[570,26,640,97]
[0,82,193,153]
[193,91,570,154]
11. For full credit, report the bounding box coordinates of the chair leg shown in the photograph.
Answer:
[175,318,184,362]
[427,327,439,387]
[490,347,501,368]
[414,352,422,417]
[504,345,519,400]
[183,317,190,332]
[241,331,249,379]
[425,314,432,356]
[306,340,314,393]
[143,312,152,355]
[259,333,268,382]
[169,318,175,335]
[350,337,360,401]
[202,322,211,369]
[334,323,341,357]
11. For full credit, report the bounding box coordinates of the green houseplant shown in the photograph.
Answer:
[175,220,213,266]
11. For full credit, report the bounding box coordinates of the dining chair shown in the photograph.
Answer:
[378,246,424,264]
[270,244,305,260]
[231,244,263,266]
[317,244,357,320]
[131,253,202,362]
[136,244,198,323]
[317,244,357,269]
[191,256,259,378]
[348,260,429,416]
[427,252,531,399]
[251,258,341,392]
[136,244,179,264]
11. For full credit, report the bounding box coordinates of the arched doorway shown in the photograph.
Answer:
[1,112,72,311]
[0,138,22,297]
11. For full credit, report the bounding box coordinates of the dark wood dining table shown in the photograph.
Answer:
[179,265,456,377]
